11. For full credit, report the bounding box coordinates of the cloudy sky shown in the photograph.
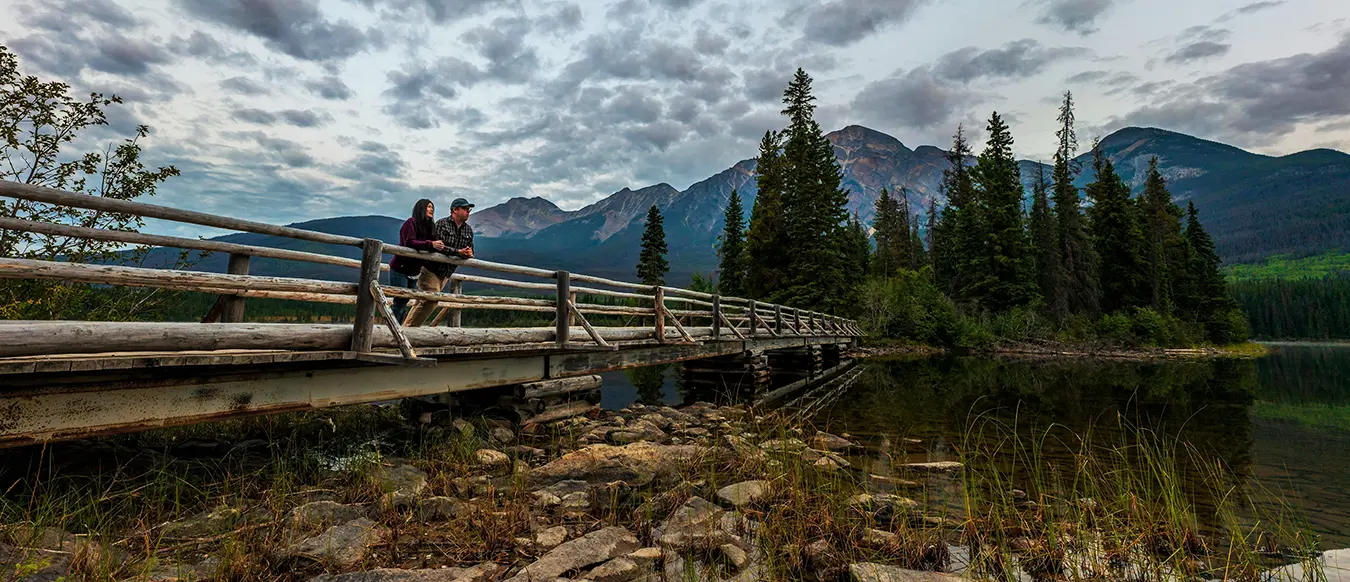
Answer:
[2,0,1347,236]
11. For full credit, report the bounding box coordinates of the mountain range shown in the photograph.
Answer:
[146,125,1350,286]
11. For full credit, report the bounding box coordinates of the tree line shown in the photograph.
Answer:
[1230,274,1350,339]
[696,72,1247,347]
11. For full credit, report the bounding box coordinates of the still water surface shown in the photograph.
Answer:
[599,343,1350,548]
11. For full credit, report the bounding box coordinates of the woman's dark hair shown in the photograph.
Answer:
[411,198,435,240]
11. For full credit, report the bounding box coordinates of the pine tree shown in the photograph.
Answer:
[1030,162,1066,317]
[969,111,1035,311]
[1179,201,1237,335]
[909,212,927,269]
[934,125,980,301]
[872,187,906,276]
[925,197,938,270]
[636,205,669,287]
[1085,142,1148,313]
[1139,157,1186,312]
[842,213,872,303]
[777,68,852,312]
[717,189,748,297]
[1052,91,1100,316]
[745,130,788,299]
[898,187,915,269]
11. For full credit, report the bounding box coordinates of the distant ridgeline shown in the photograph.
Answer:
[1228,252,1350,340]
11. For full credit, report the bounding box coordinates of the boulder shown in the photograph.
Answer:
[715,480,769,508]
[290,501,368,530]
[849,563,963,581]
[809,433,857,451]
[503,527,639,582]
[584,556,642,582]
[415,497,461,521]
[162,507,247,538]
[473,449,511,472]
[535,526,568,549]
[373,463,428,506]
[655,497,729,551]
[287,518,386,568]
[529,443,704,486]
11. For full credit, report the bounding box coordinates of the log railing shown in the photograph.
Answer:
[0,179,862,360]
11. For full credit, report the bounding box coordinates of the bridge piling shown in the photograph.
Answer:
[351,238,384,353]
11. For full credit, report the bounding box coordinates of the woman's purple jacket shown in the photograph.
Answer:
[389,217,438,276]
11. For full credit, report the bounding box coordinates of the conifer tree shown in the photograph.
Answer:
[1178,202,1235,326]
[934,125,980,300]
[1030,162,1066,317]
[777,68,851,312]
[1052,91,1100,316]
[636,205,669,287]
[843,213,872,302]
[1139,157,1186,312]
[909,212,926,269]
[925,197,938,270]
[970,112,1035,311]
[898,186,915,269]
[745,130,788,299]
[717,189,748,297]
[1085,143,1148,313]
[872,187,898,276]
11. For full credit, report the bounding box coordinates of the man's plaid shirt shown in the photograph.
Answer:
[432,217,474,278]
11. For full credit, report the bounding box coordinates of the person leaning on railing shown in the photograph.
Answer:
[404,197,475,327]
[389,198,445,324]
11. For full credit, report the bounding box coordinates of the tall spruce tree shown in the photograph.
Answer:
[1178,202,1233,325]
[1085,143,1148,313]
[925,197,938,270]
[969,112,1035,311]
[872,187,905,276]
[777,68,852,312]
[909,212,927,269]
[1139,157,1186,312]
[898,187,915,269]
[1029,162,1066,317]
[1052,91,1100,316]
[717,189,748,297]
[934,125,980,300]
[745,130,788,299]
[843,213,872,303]
[636,204,669,286]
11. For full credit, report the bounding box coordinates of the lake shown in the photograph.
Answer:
[599,343,1350,549]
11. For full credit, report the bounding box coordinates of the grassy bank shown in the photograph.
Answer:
[0,398,1327,581]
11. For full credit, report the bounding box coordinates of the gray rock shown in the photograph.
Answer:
[290,501,367,530]
[719,543,749,570]
[899,461,963,473]
[626,547,662,568]
[489,426,515,445]
[473,449,511,472]
[536,526,568,549]
[864,529,898,546]
[809,432,857,451]
[655,497,728,551]
[585,556,641,582]
[530,443,705,486]
[716,480,769,508]
[374,463,428,505]
[415,497,460,521]
[0,544,73,582]
[451,418,475,437]
[850,493,920,520]
[504,526,639,582]
[849,563,963,581]
[504,445,546,460]
[287,518,386,568]
[1264,548,1350,582]
[308,562,500,582]
[161,507,243,538]
[758,439,806,454]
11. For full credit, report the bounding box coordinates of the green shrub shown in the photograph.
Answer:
[1207,307,1251,345]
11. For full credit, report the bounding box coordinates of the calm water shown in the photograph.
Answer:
[600,344,1350,548]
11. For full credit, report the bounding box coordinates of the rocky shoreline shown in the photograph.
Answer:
[849,340,1266,361]
[1,400,967,582]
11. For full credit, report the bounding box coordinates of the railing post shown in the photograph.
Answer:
[775,304,783,335]
[350,238,383,353]
[569,291,577,327]
[654,287,666,343]
[556,271,570,348]
[711,295,721,340]
[450,280,463,328]
[748,300,757,338]
[222,253,250,322]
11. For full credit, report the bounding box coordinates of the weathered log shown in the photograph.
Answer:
[380,285,554,307]
[523,401,596,425]
[221,253,251,323]
[568,300,614,349]
[0,257,356,295]
[516,375,603,399]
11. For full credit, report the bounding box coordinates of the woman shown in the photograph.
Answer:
[388,199,445,323]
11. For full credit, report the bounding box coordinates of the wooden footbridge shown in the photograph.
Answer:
[0,181,861,447]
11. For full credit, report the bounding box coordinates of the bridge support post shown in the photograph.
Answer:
[680,349,769,404]
[775,305,783,335]
[711,295,720,340]
[555,270,570,348]
[222,253,251,322]
[351,238,383,353]
[768,345,823,384]
[748,300,757,338]
[655,287,665,343]
[451,280,463,327]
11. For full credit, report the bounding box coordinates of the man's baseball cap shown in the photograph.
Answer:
[450,197,475,209]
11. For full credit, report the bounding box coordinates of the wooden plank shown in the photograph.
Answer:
[555,271,570,347]
[654,287,665,344]
[0,216,371,270]
[351,238,383,352]
[0,257,356,294]
[567,300,615,349]
[371,285,417,359]
[382,286,554,307]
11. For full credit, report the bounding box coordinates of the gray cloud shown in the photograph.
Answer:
[653,0,705,8]
[356,0,513,24]
[1218,1,1285,21]
[176,0,371,62]
[381,57,481,129]
[935,39,1089,83]
[462,17,540,83]
[305,76,355,100]
[534,2,583,34]
[231,108,335,127]
[1032,0,1116,35]
[220,76,272,96]
[796,0,929,46]
[1107,34,1350,147]
[851,66,989,132]
[173,31,256,67]
[560,30,708,87]
[1166,41,1231,64]
[226,131,317,168]
[693,29,730,56]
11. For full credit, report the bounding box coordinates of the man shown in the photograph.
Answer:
[403,198,475,327]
